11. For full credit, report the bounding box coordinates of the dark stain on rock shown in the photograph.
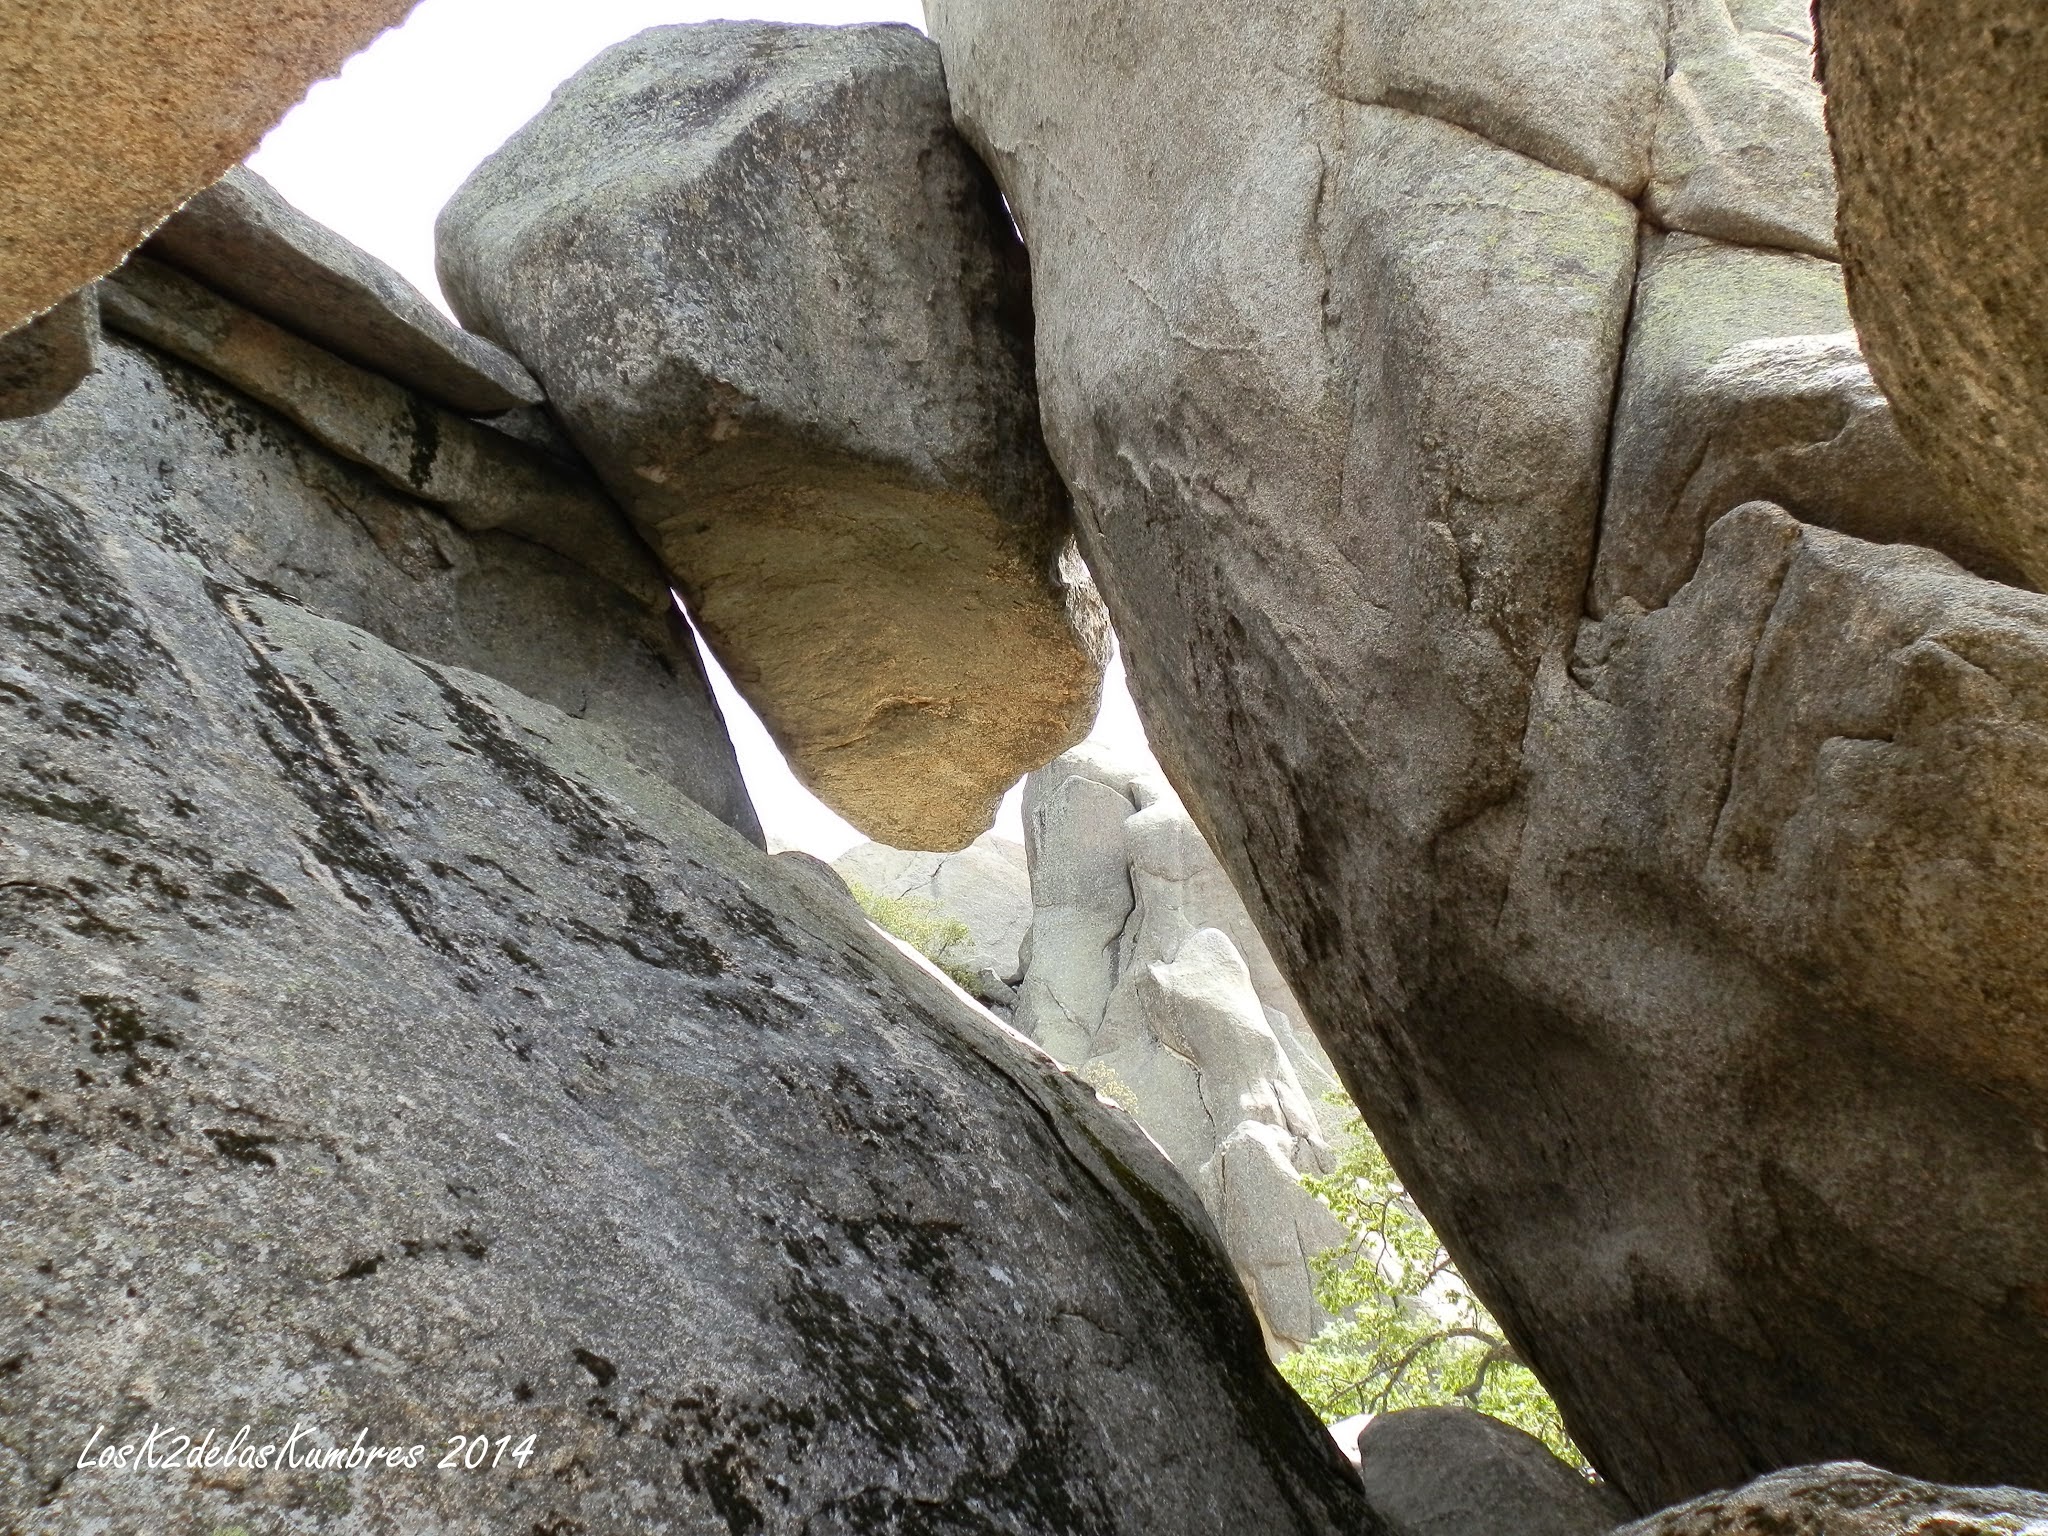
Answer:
[203,1128,279,1169]
[78,994,180,1085]
[405,394,442,491]
[216,586,463,959]
[0,467,171,704]
[573,1349,618,1391]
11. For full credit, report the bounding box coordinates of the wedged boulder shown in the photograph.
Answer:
[1814,0,2048,600]
[0,0,419,333]
[437,22,1107,852]
[1354,1408,1630,1536]
[0,297,756,839]
[1647,0,1838,258]
[147,166,542,414]
[0,453,1374,1533]
[0,292,99,421]
[1616,1462,2048,1536]
[833,832,1031,1004]
[931,0,2048,1509]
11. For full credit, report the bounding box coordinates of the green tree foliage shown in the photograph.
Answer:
[1279,1103,1587,1470]
[845,882,981,994]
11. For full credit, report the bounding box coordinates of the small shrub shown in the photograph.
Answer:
[1078,1059,1141,1115]
[1279,1099,1587,1471]
[846,881,981,994]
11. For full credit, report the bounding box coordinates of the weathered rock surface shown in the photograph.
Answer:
[1016,744,1345,1354]
[99,256,665,611]
[0,298,756,840]
[1616,1462,2048,1536]
[0,292,99,421]
[0,0,419,333]
[930,0,2048,1509]
[0,451,1377,1531]
[1334,0,1665,196]
[1593,233,1987,612]
[1355,1408,1630,1536]
[1648,0,1838,258]
[834,833,1031,1004]
[1815,0,2048,597]
[148,166,542,414]
[438,21,1107,852]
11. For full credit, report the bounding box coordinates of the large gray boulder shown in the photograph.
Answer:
[437,22,1107,853]
[929,0,2048,1510]
[0,456,1373,1530]
[1814,0,2048,599]
[1615,1462,2048,1536]
[0,277,756,839]
[1354,1408,1630,1536]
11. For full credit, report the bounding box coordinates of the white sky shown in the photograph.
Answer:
[249,0,1149,859]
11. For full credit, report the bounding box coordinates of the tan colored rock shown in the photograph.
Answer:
[0,0,420,333]
[1814,0,2048,596]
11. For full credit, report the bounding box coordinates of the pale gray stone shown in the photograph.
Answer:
[1015,746,1143,1066]
[1646,0,1838,258]
[1356,1408,1630,1536]
[438,21,1106,851]
[1015,745,1347,1354]
[1593,232,1996,613]
[833,832,1032,1000]
[0,458,1376,1535]
[0,291,97,420]
[149,165,542,414]
[1195,1121,1349,1357]
[1338,0,1664,195]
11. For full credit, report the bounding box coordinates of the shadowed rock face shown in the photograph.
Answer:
[438,22,1107,853]
[1814,0,2048,593]
[1355,1407,1630,1536]
[0,0,419,334]
[0,446,1375,1533]
[927,0,2048,1511]
[0,292,98,422]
